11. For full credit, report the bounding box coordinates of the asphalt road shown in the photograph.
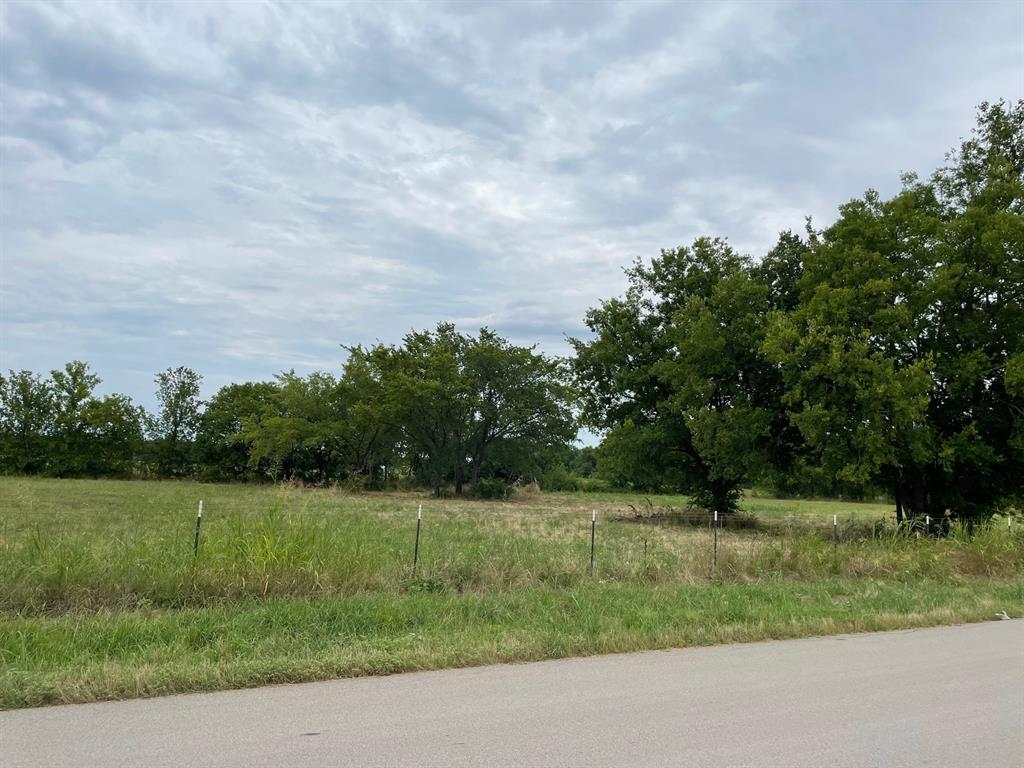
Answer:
[5,621,1023,768]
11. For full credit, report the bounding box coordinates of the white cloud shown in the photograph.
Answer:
[1,0,1021,407]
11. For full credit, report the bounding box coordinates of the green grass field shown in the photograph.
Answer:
[1,477,1021,708]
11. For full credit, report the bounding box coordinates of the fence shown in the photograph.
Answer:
[181,499,1020,582]
[3,495,1019,614]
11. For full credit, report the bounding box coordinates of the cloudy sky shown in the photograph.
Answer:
[2,1,1022,409]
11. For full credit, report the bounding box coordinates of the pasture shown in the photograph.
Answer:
[1,477,1021,708]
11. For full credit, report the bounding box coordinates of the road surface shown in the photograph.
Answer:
[5,621,1023,767]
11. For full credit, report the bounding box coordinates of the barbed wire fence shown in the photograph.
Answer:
[2,496,1020,597]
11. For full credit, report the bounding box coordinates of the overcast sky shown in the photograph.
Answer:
[2,0,1022,409]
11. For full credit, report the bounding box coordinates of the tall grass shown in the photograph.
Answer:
[1,477,1021,708]
[2,477,1020,613]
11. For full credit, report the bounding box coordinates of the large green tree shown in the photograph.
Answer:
[0,369,54,474]
[80,394,145,476]
[151,366,203,476]
[49,361,101,476]
[353,325,468,495]
[460,329,576,488]
[765,100,1023,519]
[352,324,575,496]
[573,236,801,514]
[197,381,279,480]
[242,370,394,484]
[1,363,144,477]
[243,372,347,483]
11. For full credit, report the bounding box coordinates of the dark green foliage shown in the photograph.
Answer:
[0,365,144,477]
[0,370,54,474]
[576,101,1022,519]
[566,445,598,477]
[241,370,395,484]
[537,464,580,491]
[79,395,145,476]
[765,100,1023,520]
[469,477,513,499]
[151,367,203,476]
[538,445,600,490]
[0,325,573,488]
[49,361,101,476]
[573,237,797,513]
[196,382,277,480]
[349,323,576,496]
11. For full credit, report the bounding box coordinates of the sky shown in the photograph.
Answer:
[1,0,1022,412]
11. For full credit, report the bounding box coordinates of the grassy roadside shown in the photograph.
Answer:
[1,477,1021,709]
[4,579,1021,709]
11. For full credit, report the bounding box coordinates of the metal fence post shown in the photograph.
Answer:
[589,510,596,577]
[712,510,718,574]
[193,500,203,557]
[412,504,422,578]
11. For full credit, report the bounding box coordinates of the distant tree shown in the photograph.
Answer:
[49,361,101,475]
[81,394,145,476]
[565,445,598,477]
[765,100,1024,520]
[460,329,576,489]
[243,372,344,483]
[353,325,473,496]
[151,367,203,476]
[242,370,393,484]
[197,381,278,480]
[352,324,575,496]
[0,369,54,474]
[335,354,399,484]
[593,419,684,493]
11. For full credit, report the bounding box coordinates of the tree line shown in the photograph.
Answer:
[2,101,1021,517]
[0,325,576,496]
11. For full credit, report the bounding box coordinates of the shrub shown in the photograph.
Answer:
[576,476,611,493]
[470,478,513,500]
[537,467,611,493]
[538,465,579,491]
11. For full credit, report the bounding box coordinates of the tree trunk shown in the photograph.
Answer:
[454,463,464,496]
